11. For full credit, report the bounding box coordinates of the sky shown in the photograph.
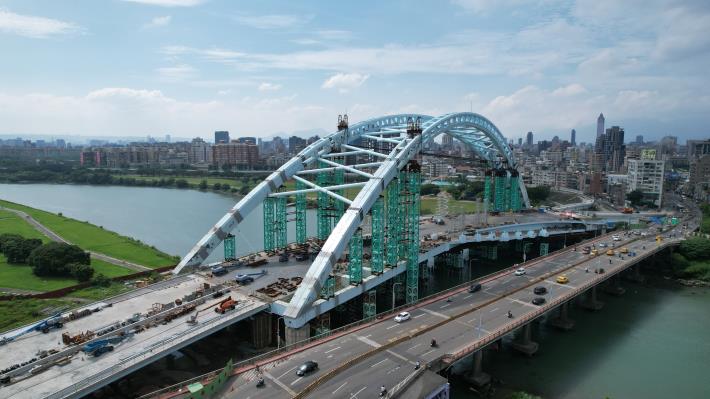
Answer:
[0,0,709,144]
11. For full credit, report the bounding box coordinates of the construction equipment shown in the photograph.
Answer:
[234,269,267,285]
[0,312,65,345]
[214,296,237,314]
[82,334,131,357]
[62,330,96,346]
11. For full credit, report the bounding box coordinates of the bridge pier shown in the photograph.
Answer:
[249,312,272,349]
[626,264,645,283]
[604,274,626,296]
[285,323,311,346]
[579,286,604,311]
[510,323,538,356]
[464,351,491,387]
[548,301,575,330]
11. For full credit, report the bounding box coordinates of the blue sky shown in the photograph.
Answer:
[0,0,709,143]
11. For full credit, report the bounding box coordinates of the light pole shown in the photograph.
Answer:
[392,282,402,310]
[276,316,284,349]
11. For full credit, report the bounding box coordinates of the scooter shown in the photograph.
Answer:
[380,386,387,397]
[507,311,513,318]
[256,378,265,388]
[430,339,437,348]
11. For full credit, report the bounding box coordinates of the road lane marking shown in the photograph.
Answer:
[333,381,348,395]
[440,303,451,308]
[489,307,499,313]
[386,349,410,362]
[350,386,367,398]
[324,346,341,354]
[277,366,298,379]
[263,372,297,396]
[463,294,473,299]
[413,314,425,319]
[509,298,537,308]
[409,343,421,350]
[420,308,449,319]
[290,376,303,386]
[421,349,436,357]
[370,359,388,368]
[356,335,382,348]
[386,324,399,330]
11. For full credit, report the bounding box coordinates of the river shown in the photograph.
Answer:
[1,183,708,399]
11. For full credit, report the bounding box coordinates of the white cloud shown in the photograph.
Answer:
[121,0,206,7]
[258,82,282,91]
[156,64,196,81]
[0,8,80,38]
[144,15,171,28]
[321,73,369,93]
[233,14,312,29]
[551,84,587,96]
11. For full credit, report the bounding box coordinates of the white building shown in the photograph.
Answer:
[627,159,665,207]
[189,138,213,165]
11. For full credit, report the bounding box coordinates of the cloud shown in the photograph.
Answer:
[0,8,80,38]
[321,73,369,92]
[156,64,196,81]
[258,82,282,91]
[144,15,171,28]
[121,0,206,7]
[233,14,312,30]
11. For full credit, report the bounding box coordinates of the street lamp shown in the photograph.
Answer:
[276,316,284,349]
[392,282,402,310]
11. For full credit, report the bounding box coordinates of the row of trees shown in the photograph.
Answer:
[0,234,94,282]
[423,180,551,206]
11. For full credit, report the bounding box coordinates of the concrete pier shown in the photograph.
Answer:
[250,313,272,349]
[548,301,575,330]
[285,323,310,346]
[464,351,491,387]
[579,286,604,311]
[510,323,538,356]
[626,264,646,283]
[604,274,626,296]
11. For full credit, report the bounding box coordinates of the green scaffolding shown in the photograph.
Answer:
[398,171,410,260]
[370,196,385,275]
[349,229,363,285]
[276,196,287,249]
[386,177,401,268]
[313,314,330,336]
[224,233,235,260]
[363,290,376,318]
[320,275,335,299]
[503,175,511,211]
[540,242,549,256]
[494,174,506,212]
[316,166,330,240]
[263,197,275,251]
[510,176,521,212]
[484,173,491,215]
[405,171,420,303]
[316,160,345,241]
[296,180,307,244]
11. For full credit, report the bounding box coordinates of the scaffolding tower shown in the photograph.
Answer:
[494,172,506,212]
[363,290,376,318]
[296,180,307,244]
[276,196,287,249]
[483,172,491,223]
[386,177,400,268]
[510,172,521,212]
[405,169,421,303]
[263,197,275,251]
[224,233,235,260]
[370,196,385,275]
[320,274,335,299]
[349,228,363,285]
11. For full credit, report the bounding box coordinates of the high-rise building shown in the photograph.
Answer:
[212,142,259,169]
[189,137,213,164]
[687,139,710,160]
[236,137,257,145]
[570,129,576,146]
[518,137,523,146]
[214,131,230,144]
[605,126,625,172]
[627,159,665,207]
[596,113,605,138]
[526,131,534,147]
[165,134,171,143]
[288,136,307,154]
[635,135,644,145]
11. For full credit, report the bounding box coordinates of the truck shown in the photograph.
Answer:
[81,334,131,357]
[214,296,237,314]
[621,207,634,214]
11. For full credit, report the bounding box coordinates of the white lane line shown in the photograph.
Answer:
[409,343,422,350]
[386,349,410,362]
[413,314,425,319]
[386,324,399,330]
[324,346,341,354]
[333,381,348,395]
[357,335,382,348]
[489,307,499,313]
[421,349,436,357]
[420,308,449,319]
[440,303,451,308]
[509,298,536,308]
[546,280,578,289]
[350,386,367,398]
[463,294,473,299]
[263,372,297,396]
[277,366,298,380]
[370,358,388,368]
[290,376,304,386]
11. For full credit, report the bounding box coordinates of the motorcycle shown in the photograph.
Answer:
[430,339,437,347]
[256,378,265,388]
[507,311,513,318]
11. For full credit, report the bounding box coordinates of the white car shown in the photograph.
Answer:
[394,312,411,323]
[641,232,649,237]
[612,235,621,241]
[514,267,526,276]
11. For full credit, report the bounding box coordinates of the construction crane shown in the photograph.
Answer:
[0,312,65,345]
[81,334,132,357]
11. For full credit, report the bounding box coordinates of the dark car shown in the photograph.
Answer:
[295,253,309,262]
[296,361,318,376]
[468,283,482,293]
[533,286,547,295]
[211,266,228,276]
[532,297,546,306]
[279,253,289,263]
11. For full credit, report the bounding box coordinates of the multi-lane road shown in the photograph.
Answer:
[221,212,695,399]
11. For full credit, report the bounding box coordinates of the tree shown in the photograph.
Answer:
[69,262,95,282]
[213,183,222,190]
[198,179,208,190]
[91,273,112,287]
[0,233,23,252]
[1,237,42,263]
[420,184,441,196]
[221,183,231,191]
[679,237,710,260]
[527,186,551,204]
[175,179,189,189]
[239,185,250,195]
[627,189,644,206]
[27,242,90,277]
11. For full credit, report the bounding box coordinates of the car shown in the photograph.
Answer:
[211,266,228,276]
[279,253,289,262]
[606,249,615,256]
[590,249,599,256]
[596,268,606,274]
[296,361,318,376]
[295,253,309,262]
[394,312,411,323]
[468,283,482,293]
[598,242,607,248]
[532,297,546,306]
[234,274,254,285]
[620,247,629,254]
[612,235,621,241]
[581,246,591,254]
[514,267,526,276]
[556,275,569,284]
[641,232,649,237]
[533,286,548,295]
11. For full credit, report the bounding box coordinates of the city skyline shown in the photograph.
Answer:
[1,0,709,143]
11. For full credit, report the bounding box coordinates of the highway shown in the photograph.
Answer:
[217,214,694,399]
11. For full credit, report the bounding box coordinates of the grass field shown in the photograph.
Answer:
[0,297,81,333]
[115,174,249,189]
[421,197,479,215]
[70,282,133,301]
[0,210,49,241]
[0,199,177,268]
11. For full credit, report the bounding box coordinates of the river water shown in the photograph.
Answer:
[1,183,708,399]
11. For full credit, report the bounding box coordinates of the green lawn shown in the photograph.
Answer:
[0,210,49,241]
[115,174,249,189]
[70,282,133,301]
[0,199,177,268]
[0,297,80,333]
[421,197,479,215]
